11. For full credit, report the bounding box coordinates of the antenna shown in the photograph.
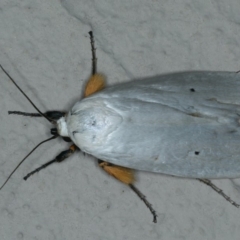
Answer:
[0,64,53,123]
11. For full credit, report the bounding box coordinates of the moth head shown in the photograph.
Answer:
[56,115,69,137]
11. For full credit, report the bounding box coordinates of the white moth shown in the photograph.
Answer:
[58,71,240,179]
[1,32,240,223]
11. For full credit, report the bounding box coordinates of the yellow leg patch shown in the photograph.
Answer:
[69,144,78,152]
[84,74,105,97]
[99,162,135,185]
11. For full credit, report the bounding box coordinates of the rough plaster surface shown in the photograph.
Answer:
[1,0,240,239]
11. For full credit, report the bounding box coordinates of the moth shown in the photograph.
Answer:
[1,32,240,223]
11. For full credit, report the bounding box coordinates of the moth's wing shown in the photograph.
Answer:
[69,72,240,179]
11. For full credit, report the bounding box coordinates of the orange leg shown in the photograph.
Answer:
[98,160,157,223]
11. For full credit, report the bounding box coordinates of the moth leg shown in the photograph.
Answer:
[98,160,135,184]
[8,111,65,121]
[8,111,43,117]
[83,31,105,97]
[23,144,78,181]
[198,179,240,208]
[129,184,158,223]
[98,160,158,223]
[89,31,97,75]
[84,74,105,97]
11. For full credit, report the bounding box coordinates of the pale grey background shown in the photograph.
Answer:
[1,0,240,239]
